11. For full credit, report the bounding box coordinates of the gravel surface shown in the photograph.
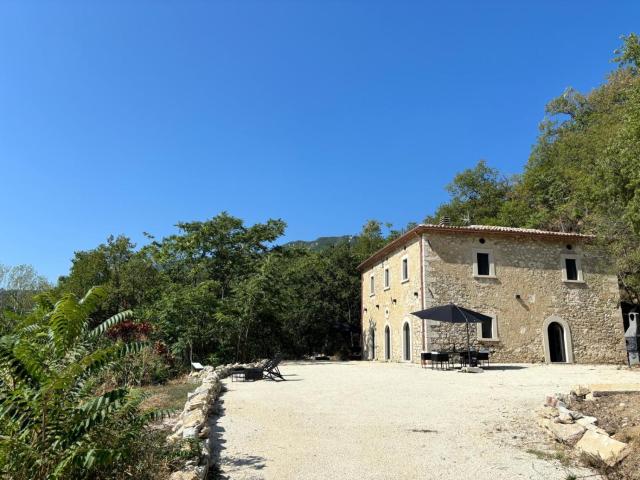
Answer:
[213,361,639,480]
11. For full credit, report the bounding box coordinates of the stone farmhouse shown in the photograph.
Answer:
[358,224,627,364]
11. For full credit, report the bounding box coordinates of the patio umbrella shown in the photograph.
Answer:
[411,304,492,367]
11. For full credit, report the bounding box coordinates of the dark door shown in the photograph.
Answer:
[384,326,391,360]
[370,328,376,360]
[548,322,566,362]
[403,323,411,361]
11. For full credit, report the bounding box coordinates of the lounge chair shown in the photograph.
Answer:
[264,355,285,381]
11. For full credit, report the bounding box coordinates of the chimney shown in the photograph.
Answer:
[625,312,639,366]
[439,216,451,226]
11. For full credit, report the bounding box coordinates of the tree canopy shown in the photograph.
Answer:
[427,34,640,302]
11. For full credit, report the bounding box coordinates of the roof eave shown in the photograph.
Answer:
[356,224,593,272]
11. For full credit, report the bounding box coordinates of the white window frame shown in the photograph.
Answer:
[383,266,390,290]
[401,255,409,283]
[369,273,375,296]
[561,254,584,283]
[476,314,499,342]
[472,249,496,278]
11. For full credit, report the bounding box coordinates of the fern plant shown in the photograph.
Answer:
[0,287,165,479]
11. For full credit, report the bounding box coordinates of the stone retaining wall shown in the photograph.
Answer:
[167,361,264,480]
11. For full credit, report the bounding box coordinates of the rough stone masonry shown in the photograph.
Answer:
[359,225,627,365]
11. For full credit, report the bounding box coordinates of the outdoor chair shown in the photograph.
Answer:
[477,351,490,367]
[460,351,481,368]
[420,352,431,368]
[264,355,285,381]
[431,352,451,370]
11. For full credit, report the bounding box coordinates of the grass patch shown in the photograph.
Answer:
[525,447,571,467]
[137,375,196,412]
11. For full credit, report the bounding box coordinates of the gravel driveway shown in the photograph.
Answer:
[213,361,639,480]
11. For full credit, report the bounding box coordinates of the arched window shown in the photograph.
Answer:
[384,325,391,360]
[402,321,411,361]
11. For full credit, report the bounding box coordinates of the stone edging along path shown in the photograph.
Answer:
[167,361,264,480]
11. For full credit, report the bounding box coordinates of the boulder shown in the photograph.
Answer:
[556,406,582,420]
[548,421,586,446]
[169,470,199,480]
[571,384,591,397]
[575,430,630,466]
[536,406,559,419]
[581,423,609,436]
[556,411,574,424]
[544,394,567,409]
[186,392,210,410]
[544,395,559,408]
[182,408,206,429]
[575,416,597,427]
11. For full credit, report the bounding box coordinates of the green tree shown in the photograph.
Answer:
[426,160,514,226]
[0,264,50,334]
[57,236,163,322]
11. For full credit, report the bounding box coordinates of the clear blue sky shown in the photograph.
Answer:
[1,1,638,281]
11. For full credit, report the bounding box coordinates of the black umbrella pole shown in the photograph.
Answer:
[465,321,472,367]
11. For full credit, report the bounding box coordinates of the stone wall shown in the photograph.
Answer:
[167,361,264,480]
[361,235,424,363]
[423,232,627,364]
[361,230,627,365]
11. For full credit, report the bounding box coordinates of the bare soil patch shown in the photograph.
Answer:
[570,393,640,480]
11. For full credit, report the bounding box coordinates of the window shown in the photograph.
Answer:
[477,253,490,276]
[477,315,498,341]
[481,318,493,339]
[384,267,390,289]
[473,249,495,277]
[401,257,409,282]
[565,259,578,280]
[561,255,583,282]
[369,274,375,295]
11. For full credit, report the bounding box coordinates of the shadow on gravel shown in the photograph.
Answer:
[210,389,267,480]
[482,365,528,371]
[285,360,357,366]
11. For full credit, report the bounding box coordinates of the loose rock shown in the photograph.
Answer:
[575,430,630,467]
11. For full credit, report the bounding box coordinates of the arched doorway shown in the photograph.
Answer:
[542,316,573,363]
[402,322,411,361]
[548,322,566,363]
[384,326,391,360]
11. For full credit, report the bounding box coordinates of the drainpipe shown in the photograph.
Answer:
[418,232,426,351]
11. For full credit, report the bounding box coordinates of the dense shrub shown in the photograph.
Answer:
[0,287,168,479]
